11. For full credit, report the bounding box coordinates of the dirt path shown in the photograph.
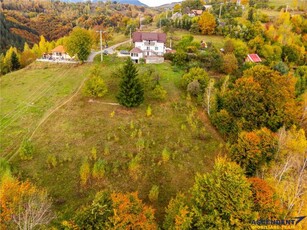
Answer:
[197,109,225,144]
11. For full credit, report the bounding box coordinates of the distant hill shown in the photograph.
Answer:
[157,1,182,8]
[61,0,147,6]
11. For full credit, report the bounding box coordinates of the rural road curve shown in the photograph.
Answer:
[87,39,131,62]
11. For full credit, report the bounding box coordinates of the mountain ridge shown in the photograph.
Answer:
[61,0,147,6]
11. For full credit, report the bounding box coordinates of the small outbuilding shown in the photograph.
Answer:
[245,54,262,63]
[130,47,144,63]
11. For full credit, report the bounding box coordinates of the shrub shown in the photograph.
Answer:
[80,158,90,187]
[148,185,159,202]
[90,147,97,161]
[146,105,152,117]
[83,75,108,98]
[46,154,57,169]
[92,159,106,180]
[162,148,171,163]
[128,155,141,180]
[187,80,201,96]
[181,67,209,92]
[151,84,167,101]
[19,139,34,160]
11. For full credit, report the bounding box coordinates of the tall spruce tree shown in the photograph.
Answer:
[11,51,20,71]
[117,58,144,107]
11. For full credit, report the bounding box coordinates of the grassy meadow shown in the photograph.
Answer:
[0,62,91,160]
[170,30,225,49]
[2,56,224,224]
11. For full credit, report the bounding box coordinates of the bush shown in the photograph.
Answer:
[187,80,201,96]
[80,158,90,187]
[146,105,152,117]
[151,84,167,101]
[181,67,209,93]
[273,61,289,75]
[46,154,57,169]
[92,159,106,180]
[83,75,108,98]
[222,53,238,75]
[162,148,171,163]
[148,185,159,202]
[90,147,97,161]
[19,139,34,160]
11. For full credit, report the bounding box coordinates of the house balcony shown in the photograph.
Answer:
[144,41,156,46]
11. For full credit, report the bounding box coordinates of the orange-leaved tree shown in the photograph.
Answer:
[0,176,54,230]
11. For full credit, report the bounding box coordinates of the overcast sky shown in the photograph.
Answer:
[139,0,182,7]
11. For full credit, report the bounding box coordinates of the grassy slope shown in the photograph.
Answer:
[6,57,224,224]
[0,62,91,159]
[170,30,225,48]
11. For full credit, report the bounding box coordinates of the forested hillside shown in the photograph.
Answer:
[0,0,151,53]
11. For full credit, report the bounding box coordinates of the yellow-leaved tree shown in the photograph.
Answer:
[198,12,216,35]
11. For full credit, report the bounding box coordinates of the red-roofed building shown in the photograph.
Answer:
[131,32,166,63]
[245,54,262,63]
[51,45,72,60]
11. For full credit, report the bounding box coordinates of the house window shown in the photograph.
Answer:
[155,47,158,51]
[147,47,150,50]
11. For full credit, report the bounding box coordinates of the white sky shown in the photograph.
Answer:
[139,0,182,7]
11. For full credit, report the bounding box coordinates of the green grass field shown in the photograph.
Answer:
[0,62,91,160]
[170,30,225,49]
[2,57,224,224]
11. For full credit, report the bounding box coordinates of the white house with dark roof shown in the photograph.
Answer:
[130,32,167,63]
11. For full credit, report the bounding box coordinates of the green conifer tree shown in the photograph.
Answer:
[117,58,144,107]
[11,51,20,71]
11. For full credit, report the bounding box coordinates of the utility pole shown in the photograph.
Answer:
[130,27,132,46]
[96,30,103,62]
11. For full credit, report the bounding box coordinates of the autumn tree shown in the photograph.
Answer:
[222,53,238,74]
[110,192,157,229]
[20,49,36,68]
[0,177,54,230]
[163,193,193,230]
[181,67,209,93]
[67,191,113,229]
[223,38,249,64]
[191,157,254,229]
[225,65,298,132]
[249,177,283,218]
[230,127,278,176]
[66,27,93,62]
[117,58,144,107]
[265,126,307,218]
[83,66,108,98]
[198,12,216,35]
[66,191,157,229]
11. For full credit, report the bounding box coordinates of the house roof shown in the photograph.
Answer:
[52,45,66,53]
[191,9,203,15]
[133,32,167,43]
[130,47,142,53]
[247,54,262,63]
